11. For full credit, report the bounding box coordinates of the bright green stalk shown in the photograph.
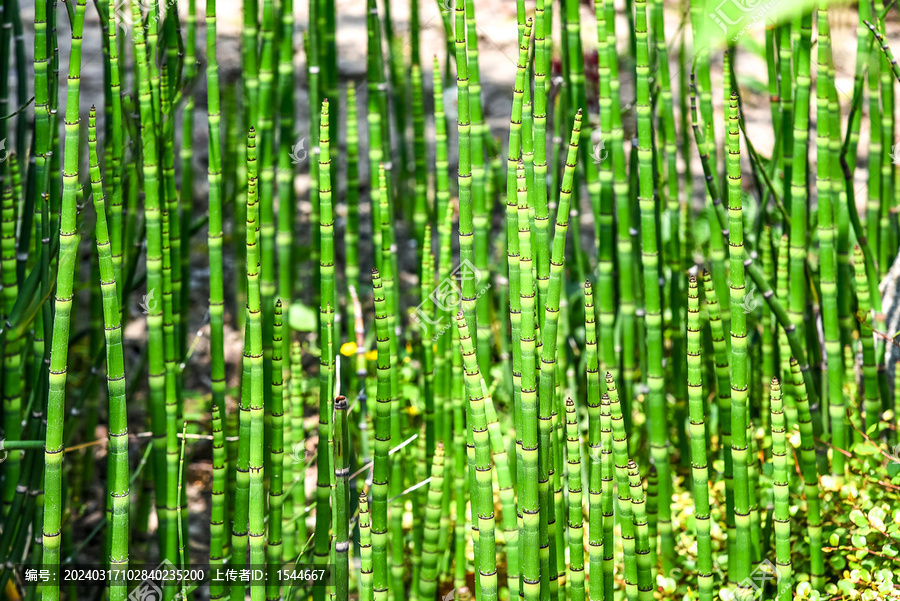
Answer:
[233,188,253,601]
[593,0,616,383]
[854,246,880,428]
[372,268,391,601]
[360,492,374,601]
[454,0,476,347]
[563,0,594,254]
[131,0,172,567]
[533,0,549,313]
[452,315,466,591]
[789,358,823,590]
[463,0,491,378]
[606,0,635,415]
[243,0,259,126]
[315,99,335,575]
[700,269,734,564]
[646,465,659,576]
[686,276,712,601]
[688,77,730,339]
[88,108,129,601]
[0,190,22,517]
[608,374,638,601]
[246,129,267,601]
[789,12,813,351]
[815,5,844,479]
[536,115,581,596]
[600,384,615,601]
[290,341,307,552]
[770,379,792,601]
[210,403,227,601]
[258,0,277,382]
[516,160,540,601]
[276,0,296,352]
[42,0,86,594]
[457,312,498,601]
[634,0,673,570]
[333,394,350,601]
[628,460,652,601]
[206,0,226,429]
[727,93,751,594]
[584,283,606,601]
[564,398,585,601]
[105,0,125,289]
[419,443,446,601]
[365,0,386,273]
[483,381,518,593]
[411,64,427,249]
[267,301,285,601]
[509,31,531,577]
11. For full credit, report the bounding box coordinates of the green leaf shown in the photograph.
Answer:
[289,301,318,331]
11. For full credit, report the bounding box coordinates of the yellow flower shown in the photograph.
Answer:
[365,349,378,362]
[340,342,357,357]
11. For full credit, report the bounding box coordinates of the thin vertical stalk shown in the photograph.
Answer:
[686,276,712,601]
[43,0,86,594]
[88,108,129,601]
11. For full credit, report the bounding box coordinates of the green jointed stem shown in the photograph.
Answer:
[88,108,129,601]
[790,12,813,351]
[315,99,335,575]
[419,443,445,601]
[769,379,792,601]
[267,301,285,601]
[516,160,540,601]
[333,394,350,601]
[634,0,673,570]
[593,0,616,384]
[246,129,267,601]
[372,269,391,601]
[700,270,734,566]
[454,0,477,348]
[533,0,549,313]
[457,312,498,601]
[206,0,227,429]
[564,398,585,601]
[789,358,824,590]
[483,381,519,593]
[608,374,638,601]
[360,492,373,601]
[1,192,22,514]
[43,0,86,595]
[853,246,880,428]
[210,403,227,601]
[276,0,296,351]
[816,5,845,478]
[686,276,712,601]
[727,93,752,594]
[130,0,173,567]
[509,27,532,529]
[584,283,606,601]
[628,460,652,601]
